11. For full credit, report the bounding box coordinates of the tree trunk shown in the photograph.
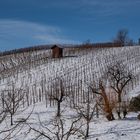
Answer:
[106,112,115,121]
[118,93,122,103]
[11,114,13,126]
[57,101,61,117]
[117,101,122,119]
[85,121,89,138]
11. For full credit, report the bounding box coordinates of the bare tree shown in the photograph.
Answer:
[88,80,117,121]
[114,29,133,46]
[106,62,134,118]
[74,88,96,138]
[2,84,24,125]
[0,105,34,140]
[107,62,133,103]
[26,112,84,140]
[49,78,67,117]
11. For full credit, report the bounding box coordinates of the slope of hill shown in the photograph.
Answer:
[0,45,140,139]
[1,46,140,103]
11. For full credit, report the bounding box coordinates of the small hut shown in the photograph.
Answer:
[51,45,63,58]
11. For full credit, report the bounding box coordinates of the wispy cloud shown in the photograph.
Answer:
[41,0,140,24]
[0,19,79,50]
[35,35,78,44]
[50,0,140,18]
[80,0,140,15]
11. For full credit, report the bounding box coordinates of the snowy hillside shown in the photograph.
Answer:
[1,46,140,104]
[0,45,140,139]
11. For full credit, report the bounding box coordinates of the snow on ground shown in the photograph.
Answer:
[89,112,140,140]
[0,102,140,140]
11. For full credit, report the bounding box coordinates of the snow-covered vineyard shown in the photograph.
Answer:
[0,46,140,140]
[1,46,140,105]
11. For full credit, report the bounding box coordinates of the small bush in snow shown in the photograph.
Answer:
[129,94,140,112]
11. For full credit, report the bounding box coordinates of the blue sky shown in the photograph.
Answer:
[0,0,140,51]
